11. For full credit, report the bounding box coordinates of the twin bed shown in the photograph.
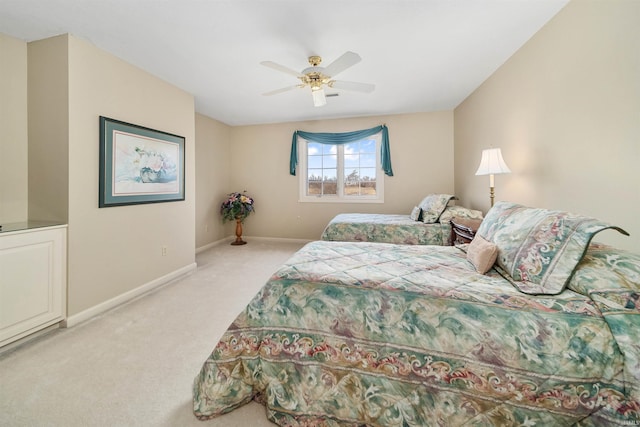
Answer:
[320,194,484,246]
[193,201,640,426]
[320,212,454,245]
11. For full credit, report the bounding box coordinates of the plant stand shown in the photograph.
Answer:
[231,218,247,245]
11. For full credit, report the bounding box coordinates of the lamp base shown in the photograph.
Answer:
[489,186,495,207]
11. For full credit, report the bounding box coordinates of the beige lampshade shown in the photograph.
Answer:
[475,148,511,176]
[476,148,511,207]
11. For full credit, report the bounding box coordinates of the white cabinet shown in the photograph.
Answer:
[0,224,67,348]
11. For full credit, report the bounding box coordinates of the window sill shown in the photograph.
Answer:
[298,197,384,204]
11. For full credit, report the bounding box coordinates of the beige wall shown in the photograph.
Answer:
[24,35,196,316]
[28,35,69,222]
[195,113,232,248]
[66,36,196,315]
[224,111,453,241]
[0,33,28,224]
[454,0,639,254]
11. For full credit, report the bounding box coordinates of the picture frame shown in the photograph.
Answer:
[99,116,185,207]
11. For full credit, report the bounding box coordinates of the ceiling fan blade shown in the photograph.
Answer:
[323,51,361,78]
[329,80,375,93]
[262,85,301,96]
[260,61,304,78]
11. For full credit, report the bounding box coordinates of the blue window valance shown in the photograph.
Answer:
[290,124,393,177]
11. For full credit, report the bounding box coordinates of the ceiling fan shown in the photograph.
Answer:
[261,51,375,107]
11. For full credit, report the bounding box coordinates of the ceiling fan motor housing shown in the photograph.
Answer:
[300,70,330,90]
[302,56,330,90]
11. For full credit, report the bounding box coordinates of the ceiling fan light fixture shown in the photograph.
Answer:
[312,88,326,107]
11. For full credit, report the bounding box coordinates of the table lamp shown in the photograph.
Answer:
[475,148,511,207]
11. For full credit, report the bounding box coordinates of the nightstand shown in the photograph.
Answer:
[451,217,483,245]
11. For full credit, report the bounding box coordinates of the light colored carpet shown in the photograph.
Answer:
[0,239,307,427]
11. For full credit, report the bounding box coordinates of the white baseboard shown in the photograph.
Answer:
[241,235,313,245]
[196,236,312,253]
[0,323,61,355]
[61,262,197,328]
[195,236,230,254]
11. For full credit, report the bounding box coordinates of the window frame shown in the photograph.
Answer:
[298,133,384,204]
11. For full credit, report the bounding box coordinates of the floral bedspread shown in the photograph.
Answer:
[193,241,640,426]
[320,213,452,245]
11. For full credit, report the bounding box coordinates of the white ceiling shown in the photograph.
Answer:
[0,0,568,126]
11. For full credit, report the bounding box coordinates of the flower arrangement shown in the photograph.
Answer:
[134,147,177,183]
[220,191,255,223]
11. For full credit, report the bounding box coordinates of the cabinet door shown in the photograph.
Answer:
[0,227,66,347]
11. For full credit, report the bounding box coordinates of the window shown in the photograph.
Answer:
[299,133,384,203]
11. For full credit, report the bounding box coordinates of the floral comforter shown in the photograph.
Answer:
[193,241,640,426]
[321,213,452,245]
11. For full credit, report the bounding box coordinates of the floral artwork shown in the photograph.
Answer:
[99,116,185,207]
[220,191,254,223]
[113,131,179,194]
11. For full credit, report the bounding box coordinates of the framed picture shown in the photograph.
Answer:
[99,116,185,207]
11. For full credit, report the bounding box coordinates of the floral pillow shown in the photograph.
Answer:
[476,201,629,295]
[418,194,456,224]
[438,205,484,224]
[409,206,421,221]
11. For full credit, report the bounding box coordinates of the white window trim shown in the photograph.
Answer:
[298,134,384,204]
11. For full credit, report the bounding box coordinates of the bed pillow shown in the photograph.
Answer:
[476,201,629,295]
[439,206,484,224]
[418,194,456,223]
[409,206,421,221]
[466,235,498,274]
